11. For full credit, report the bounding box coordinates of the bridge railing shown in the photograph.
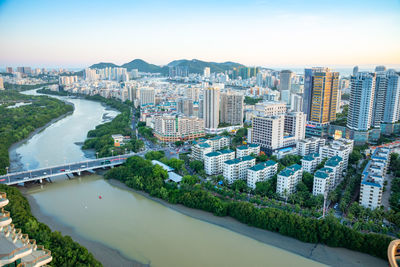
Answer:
[0,153,136,178]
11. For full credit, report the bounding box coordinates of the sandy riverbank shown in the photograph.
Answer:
[21,187,146,267]
[106,178,387,267]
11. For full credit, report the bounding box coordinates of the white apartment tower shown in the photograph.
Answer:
[204,87,220,130]
[139,87,155,106]
[347,72,376,131]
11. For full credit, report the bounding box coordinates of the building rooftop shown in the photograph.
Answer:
[315,170,329,179]
[152,160,174,172]
[224,155,254,165]
[279,164,302,177]
[205,149,234,158]
[325,155,343,167]
[248,160,277,171]
[198,143,211,148]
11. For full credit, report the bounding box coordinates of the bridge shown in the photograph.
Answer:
[0,153,136,186]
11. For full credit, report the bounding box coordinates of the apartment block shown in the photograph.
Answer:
[313,167,335,196]
[223,156,256,184]
[319,138,353,169]
[301,153,321,173]
[324,155,344,187]
[236,144,261,158]
[153,114,205,142]
[297,137,326,156]
[276,164,303,197]
[359,147,390,209]
[247,160,278,189]
[191,136,230,161]
[204,149,235,175]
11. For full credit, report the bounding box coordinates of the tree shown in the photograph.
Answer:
[349,150,362,165]
[175,141,184,147]
[231,180,248,192]
[145,151,165,161]
[181,175,200,186]
[189,160,204,173]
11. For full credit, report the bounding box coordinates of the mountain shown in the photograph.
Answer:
[89,62,118,69]
[88,58,245,74]
[167,59,244,74]
[121,59,163,73]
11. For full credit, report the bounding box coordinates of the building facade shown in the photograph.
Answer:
[153,115,205,142]
[247,160,278,189]
[276,164,303,197]
[223,156,256,184]
[204,149,235,175]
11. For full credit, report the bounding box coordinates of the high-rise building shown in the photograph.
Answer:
[303,68,339,123]
[372,72,388,126]
[186,86,199,101]
[353,66,359,76]
[347,72,375,131]
[284,112,306,141]
[279,70,293,92]
[0,77,4,90]
[290,94,303,112]
[84,68,98,81]
[204,87,220,129]
[375,65,387,72]
[382,72,400,124]
[276,164,303,197]
[198,96,204,118]
[177,98,194,117]
[203,67,211,78]
[6,67,13,73]
[220,91,244,125]
[139,87,155,106]
[251,115,285,151]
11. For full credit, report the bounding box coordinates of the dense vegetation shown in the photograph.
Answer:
[0,91,73,174]
[244,96,263,105]
[106,154,393,260]
[0,185,101,266]
[80,96,143,157]
[4,82,56,91]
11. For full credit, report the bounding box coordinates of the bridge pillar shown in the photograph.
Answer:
[39,179,43,184]
[78,171,81,176]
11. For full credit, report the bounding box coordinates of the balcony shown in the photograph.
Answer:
[0,208,12,227]
[0,225,32,266]
[0,192,9,208]
[18,245,52,267]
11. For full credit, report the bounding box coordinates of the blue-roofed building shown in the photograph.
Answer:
[223,156,256,184]
[301,152,321,173]
[247,160,278,189]
[276,164,303,197]
[313,168,334,196]
[191,135,230,161]
[204,149,235,175]
[324,155,344,186]
[359,147,391,209]
[236,144,261,158]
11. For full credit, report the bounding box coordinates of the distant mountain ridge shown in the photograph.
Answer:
[89,58,245,74]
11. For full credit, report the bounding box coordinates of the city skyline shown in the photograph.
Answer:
[1,0,399,68]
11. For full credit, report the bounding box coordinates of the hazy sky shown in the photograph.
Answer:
[0,0,399,68]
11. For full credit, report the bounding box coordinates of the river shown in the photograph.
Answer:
[8,89,385,267]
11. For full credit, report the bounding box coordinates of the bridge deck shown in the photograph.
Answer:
[0,153,136,186]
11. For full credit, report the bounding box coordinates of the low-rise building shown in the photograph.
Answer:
[301,153,321,173]
[312,167,335,196]
[297,137,326,156]
[204,149,235,175]
[154,114,205,142]
[247,160,278,189]
[236,144,261,158]
[276,164,303,197]
[359,147,390,209]
[191,135,230,161]
[223,156,256,184]
[324,155,344,187]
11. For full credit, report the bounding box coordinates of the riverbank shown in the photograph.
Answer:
[22,187,146,267]
[8,109,73,172]
[106,178,387,267]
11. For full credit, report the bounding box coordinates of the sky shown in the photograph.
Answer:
[0,0,399,69]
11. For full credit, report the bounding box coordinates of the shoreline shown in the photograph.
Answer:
[21,188,146,267]
[106,178,387,267]
[8,91,143,266]
[8,110,73,172]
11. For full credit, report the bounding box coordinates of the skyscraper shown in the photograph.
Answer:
[382,71,400,124]
[347,72,376,131]
[353,66,359,76]
[220,91,244,125]
[279,70,293,91]
[375,65,387,72]
[203,67,211,78]
[303,67,339,123]
[139,87,155,106]
[204,87,220,129]
[177,98,194,117]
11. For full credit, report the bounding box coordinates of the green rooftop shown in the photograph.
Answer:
[315,170,329,179]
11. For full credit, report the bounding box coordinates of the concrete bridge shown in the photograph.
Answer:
[0,153,136,186]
